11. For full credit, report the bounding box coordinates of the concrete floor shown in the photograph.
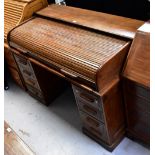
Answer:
[4,79,150,155]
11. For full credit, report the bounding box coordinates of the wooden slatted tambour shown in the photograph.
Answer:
[122,23,150,145]
[9,17,130,91]
[4,0,48,41]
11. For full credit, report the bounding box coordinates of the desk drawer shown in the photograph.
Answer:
[124,80,150,101]
[72,85,102,110]
[14,54,35,75]
[79,111,108,141]
[25,78,40,90]
[77,100,104,122]
[26,84,45,102]
[19,66,36,79]
[18,67,40,90]
[14,54,41,90]
[14,53,29,67]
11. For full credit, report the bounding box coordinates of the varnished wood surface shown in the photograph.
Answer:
[4,0,48,40]
[9,17,128,81]
[72,79,125,151]
[4,121,34,155]
[123,23,150,87]
[7,5,147,150]
[4,43,18,70]
[4,0,48,90]
[122,24,150,146]
[123,79,150,145]
[4,43,26,90]
[36,4,144,39]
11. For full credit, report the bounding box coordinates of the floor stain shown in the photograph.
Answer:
[19,129,30,137]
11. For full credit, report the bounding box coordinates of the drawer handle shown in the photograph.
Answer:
[18,59,27,65]
[27,79,35,86]
[89,127,102,136]
[23,70,32,76]
[60,69,77,78]
[83,105,97,115]
[79,93,95,103]
[86,117,100,127]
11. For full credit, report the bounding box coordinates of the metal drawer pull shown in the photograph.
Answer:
[23,69,32,76]
[83,105,97,115]
[89,127,102,136]
[27,79,35,86]
[18,58,27,65]
[60,69,77,78]
[86,117,100,127]
[79,93,95,103]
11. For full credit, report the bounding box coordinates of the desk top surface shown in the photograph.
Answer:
[37,4,144,39]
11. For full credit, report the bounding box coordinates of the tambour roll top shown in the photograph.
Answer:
[8,4,144,92]
[4,0,48,41]
[9,17,129,83]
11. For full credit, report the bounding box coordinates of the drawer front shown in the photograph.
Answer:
[24,77,40,90]
[9,67,24,89]
[77,99,104,122]
[20,68,36,81]
[125,80,150,101]
[125,93,150,114]
[14,54,41,90]
[26,84,45,103]
[14,53,30,68]
[72,85,102,110]
[14,54,34,75]
[79,111,108,141]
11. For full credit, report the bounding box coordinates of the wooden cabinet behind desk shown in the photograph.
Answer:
[122,23,150,146]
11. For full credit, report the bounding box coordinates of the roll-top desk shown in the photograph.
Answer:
[7,4,144,151]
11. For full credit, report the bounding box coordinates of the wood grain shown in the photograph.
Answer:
[123,23,150,87]
[9,15,130,91]
[36,4,144,39]
[4,121,34,155]
[72,79,125,151]
[122,22,150,146]
[4,0,48,40]
[123,79,150,145]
